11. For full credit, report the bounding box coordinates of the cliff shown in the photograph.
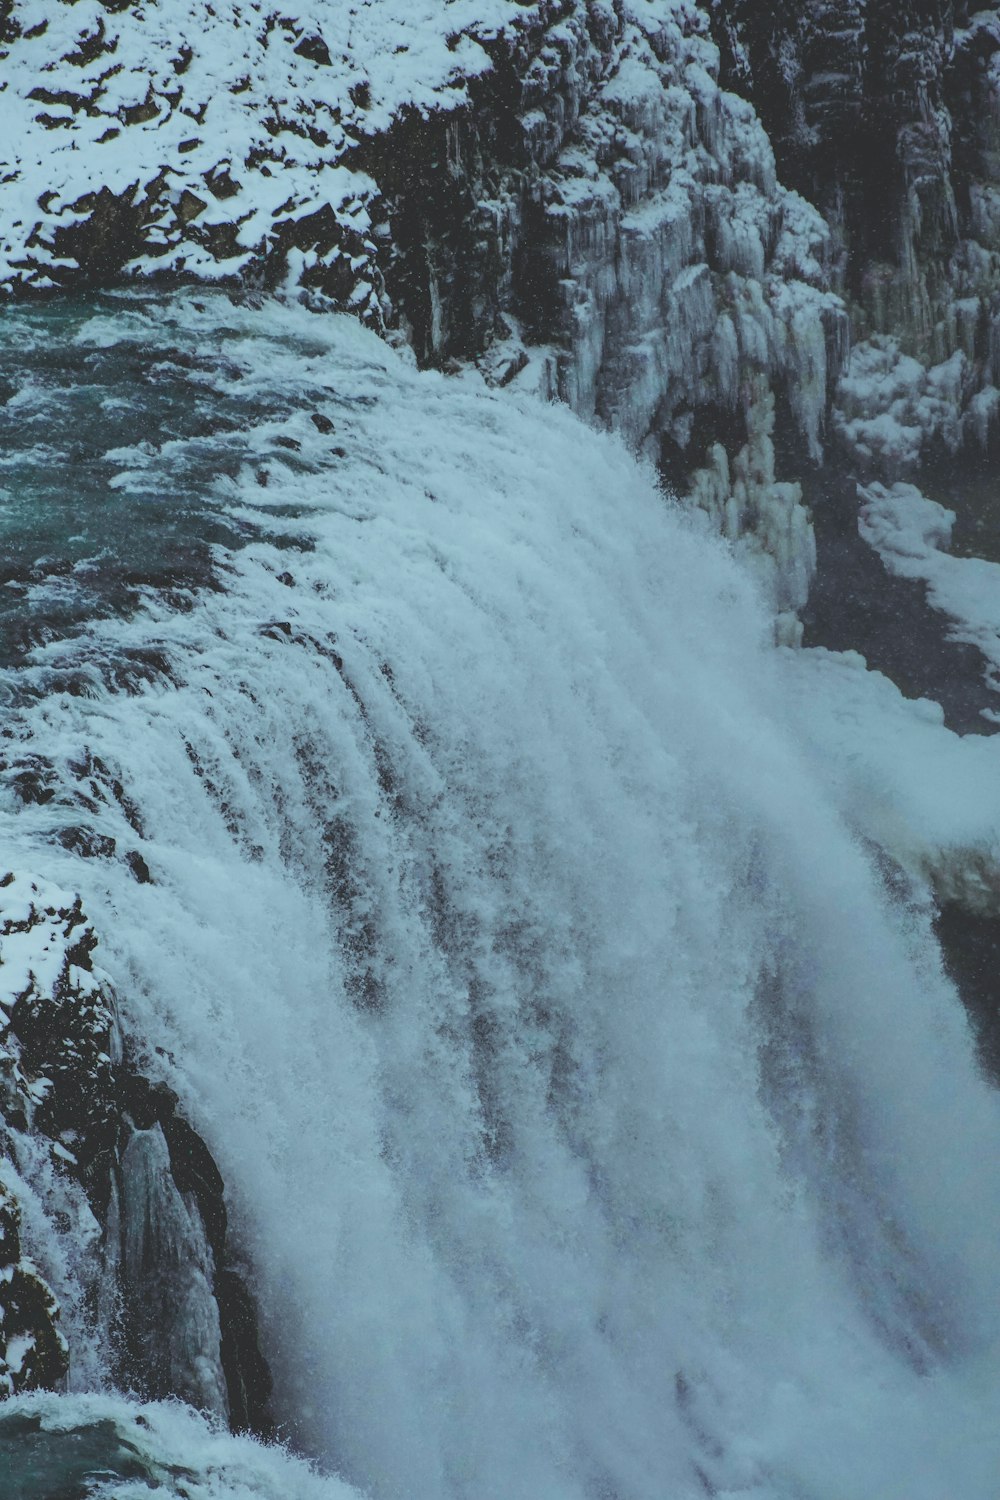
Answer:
[7,3,1000,572]
[712,1,1000,473]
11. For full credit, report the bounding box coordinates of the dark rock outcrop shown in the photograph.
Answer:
[0,873,270,1431]
[0,1182,69,1396]
[711,1,1000,471]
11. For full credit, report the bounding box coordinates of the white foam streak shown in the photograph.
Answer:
[1,1390,360,1500]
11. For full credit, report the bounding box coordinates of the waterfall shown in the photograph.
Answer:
[2,291,1000,1499]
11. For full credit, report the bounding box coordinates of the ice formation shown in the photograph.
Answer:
[708,2,1000,492]
[2,4,1000,1495]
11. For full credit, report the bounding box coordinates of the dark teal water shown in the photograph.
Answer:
[0,292,320,672]
[0,1397,338,1498]
[0,1411,161,1499]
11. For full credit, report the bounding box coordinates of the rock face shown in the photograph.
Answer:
[0,0,556,314]
[712,0,1000,475]
[0,1181,68,1395]
[0,874,270,1431]
[361,2,846,630]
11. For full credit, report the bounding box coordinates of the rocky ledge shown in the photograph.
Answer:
[0,872,270,1431]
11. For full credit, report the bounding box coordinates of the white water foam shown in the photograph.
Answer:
[2,295,1000,1499]
[0,1390,360,1499]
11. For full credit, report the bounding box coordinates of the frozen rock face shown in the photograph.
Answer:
[833,339,972,479]
[712,0,1000,471]
[0,0,848,619]
[362,1,845,621]
[0,873,270,1429]
[7,1,1000,587]
[119,1124,226,1415]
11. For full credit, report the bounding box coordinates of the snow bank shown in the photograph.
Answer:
[859,480,1000,687]
[782,645,1000,914]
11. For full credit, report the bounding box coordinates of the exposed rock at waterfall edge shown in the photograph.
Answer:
[0,872,271,1432]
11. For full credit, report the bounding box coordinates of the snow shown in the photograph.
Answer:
[0,873,99,1020]
[783,474,1000,906]
[0,0,557,295]
[782,644,1000,913]
[858,479,1000,688]
[3,1332,34,1371]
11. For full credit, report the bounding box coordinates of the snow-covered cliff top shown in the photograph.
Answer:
[0,0,700,301]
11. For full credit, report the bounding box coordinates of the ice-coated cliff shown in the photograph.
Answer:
[8,3,1000,580]
[0,290,996,1498]
[713,0,1000,472]
[4,4,1000,1475]
[362,0,843,629]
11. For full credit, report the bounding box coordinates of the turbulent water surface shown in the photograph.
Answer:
[2,291,1000,1499]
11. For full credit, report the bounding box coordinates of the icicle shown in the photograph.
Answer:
[120,1126,228,1421]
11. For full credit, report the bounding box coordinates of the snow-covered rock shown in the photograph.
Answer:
[0,870,269,1427]
[783,643,1000,918]
[0,0,559,316]
[833,338,972,478]
[0,872,114,1397]
[858,479,1000,691]
[0,872,118,1156]
[0,1177,68,1395]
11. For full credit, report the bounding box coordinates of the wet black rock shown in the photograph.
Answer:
[0,874,271,1432]
[936,901,1000,1077]
[0,1183,69,1395]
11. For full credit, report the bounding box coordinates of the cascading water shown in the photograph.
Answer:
[2,291,1000,1499]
